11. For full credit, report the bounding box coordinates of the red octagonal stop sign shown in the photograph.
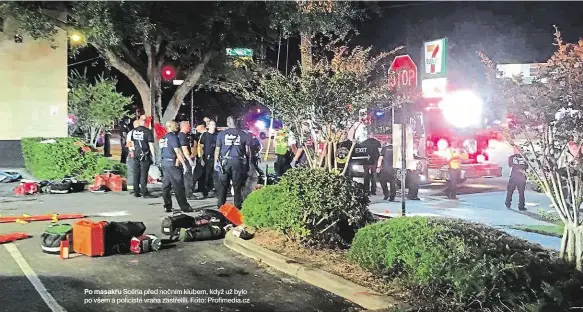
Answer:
[387,55,418,95]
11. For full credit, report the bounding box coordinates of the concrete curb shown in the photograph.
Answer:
[223,233,402,311]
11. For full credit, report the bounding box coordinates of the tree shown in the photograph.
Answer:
[1,2,271,124]
[68,70,132,148]
[245,45,400,171]
[266,1,370,72]
[479,27,583,270]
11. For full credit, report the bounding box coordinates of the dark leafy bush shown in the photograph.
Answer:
[348,217,583,311]
[22,137,125,181]
[242,168,373,249]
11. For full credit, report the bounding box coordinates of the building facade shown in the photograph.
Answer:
[0,16,68,167]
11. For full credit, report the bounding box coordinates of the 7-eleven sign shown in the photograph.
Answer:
[423,38,447,76]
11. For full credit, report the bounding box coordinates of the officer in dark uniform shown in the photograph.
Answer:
[130,119,155,198]
[119,117,132,164]
[361,132,382,195]
[160,121,194,212]
[177,121,197,199]
[377,143,396,201]
[214,116,250,209]
[249,132,265,177]
[200,119,219,197]
[505,147,528,211]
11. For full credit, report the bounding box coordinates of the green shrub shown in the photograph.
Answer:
[21,137,125,181]
[242,185,302,232]
[242,168,373,249]
[348,217,583,311]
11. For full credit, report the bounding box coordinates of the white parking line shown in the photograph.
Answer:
[4,243,67,312]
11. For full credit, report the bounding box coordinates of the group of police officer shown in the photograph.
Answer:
[126,114,529,212]
[124,114,258,212]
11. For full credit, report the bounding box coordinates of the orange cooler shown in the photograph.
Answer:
[73,220,108,257]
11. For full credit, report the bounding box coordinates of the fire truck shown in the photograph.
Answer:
[350,90,503,184]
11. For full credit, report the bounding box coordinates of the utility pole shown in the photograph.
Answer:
[401,103,407,216]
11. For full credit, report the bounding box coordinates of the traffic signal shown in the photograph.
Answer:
[161,65,176,81]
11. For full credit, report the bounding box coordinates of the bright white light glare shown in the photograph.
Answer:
[255,120,266,129]
[420,175,427,182]
[477,154,486,163]
[438,90,483,128]
[437,139,448,150]
[172,80,184,85]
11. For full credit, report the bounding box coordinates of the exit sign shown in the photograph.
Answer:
[226,48,253,57]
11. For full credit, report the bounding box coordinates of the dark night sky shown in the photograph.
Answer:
[69,1,583,119]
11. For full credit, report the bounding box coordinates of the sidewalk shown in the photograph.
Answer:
[368,190,562,251]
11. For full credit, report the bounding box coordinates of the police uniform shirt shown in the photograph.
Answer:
[201,131,218,159]
[216,128,249,158]
[131,126,154,157]
[380,146,394,169]
[250,135,261,155]
[178,131,192,150]
[360,138,382,165]
[160,132,181,161]
[509,154,527,179]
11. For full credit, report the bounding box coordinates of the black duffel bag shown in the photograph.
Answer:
[105,221,146,255]
[161,212,196,236]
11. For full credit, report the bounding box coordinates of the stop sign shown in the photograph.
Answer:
[387,55,418,95]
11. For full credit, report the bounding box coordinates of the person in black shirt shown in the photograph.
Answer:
[214,116,250,209]
[377,143,396,201]
[200,119,219,197]
[160,121,193,212]
[178,121,197,200]
[192,122,206,193]
[361,132,382,195]
[249,131,265,177]
[130,119,155,198]
[119,117,131,164]
[505,148,528,211]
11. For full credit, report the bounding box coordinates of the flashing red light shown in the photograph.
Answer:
[161,65,176,80]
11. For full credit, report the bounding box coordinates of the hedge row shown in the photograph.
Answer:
[21,137,126,181]
[242,168,374,249]
[348,217,583,311]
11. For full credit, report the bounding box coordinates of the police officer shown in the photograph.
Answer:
[192,122,206,193]
[119,117,131,164]
[200,119,219,197]
[377,143,396,201]
[178,121,197,200]
[160,121,194,212]
[131,118,155,198]
[505,147,527,211]
[249,131,265,177]
[214,116,250,209]
[361,132,382,195]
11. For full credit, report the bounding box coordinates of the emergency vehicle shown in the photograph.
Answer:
[349,90,503,184]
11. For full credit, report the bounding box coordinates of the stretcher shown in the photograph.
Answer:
[0,213,85,224]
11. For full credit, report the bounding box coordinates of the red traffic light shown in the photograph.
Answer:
[161,65,176,81]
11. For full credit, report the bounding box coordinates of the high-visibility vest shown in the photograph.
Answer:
[448,149,462,169]
[275,131,288,155]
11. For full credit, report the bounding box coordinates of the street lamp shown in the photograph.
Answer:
[69,31,86,45]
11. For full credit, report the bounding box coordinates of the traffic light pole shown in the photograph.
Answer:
[401,103,407,217]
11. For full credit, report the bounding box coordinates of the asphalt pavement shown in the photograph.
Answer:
[0,188,359,312]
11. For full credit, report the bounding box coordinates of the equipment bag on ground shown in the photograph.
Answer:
[40,224,73,254]
[178,225,224,242]
[161,212,196,236]
[105,221,146,255]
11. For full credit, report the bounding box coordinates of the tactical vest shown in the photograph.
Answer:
[275,132,288,155]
